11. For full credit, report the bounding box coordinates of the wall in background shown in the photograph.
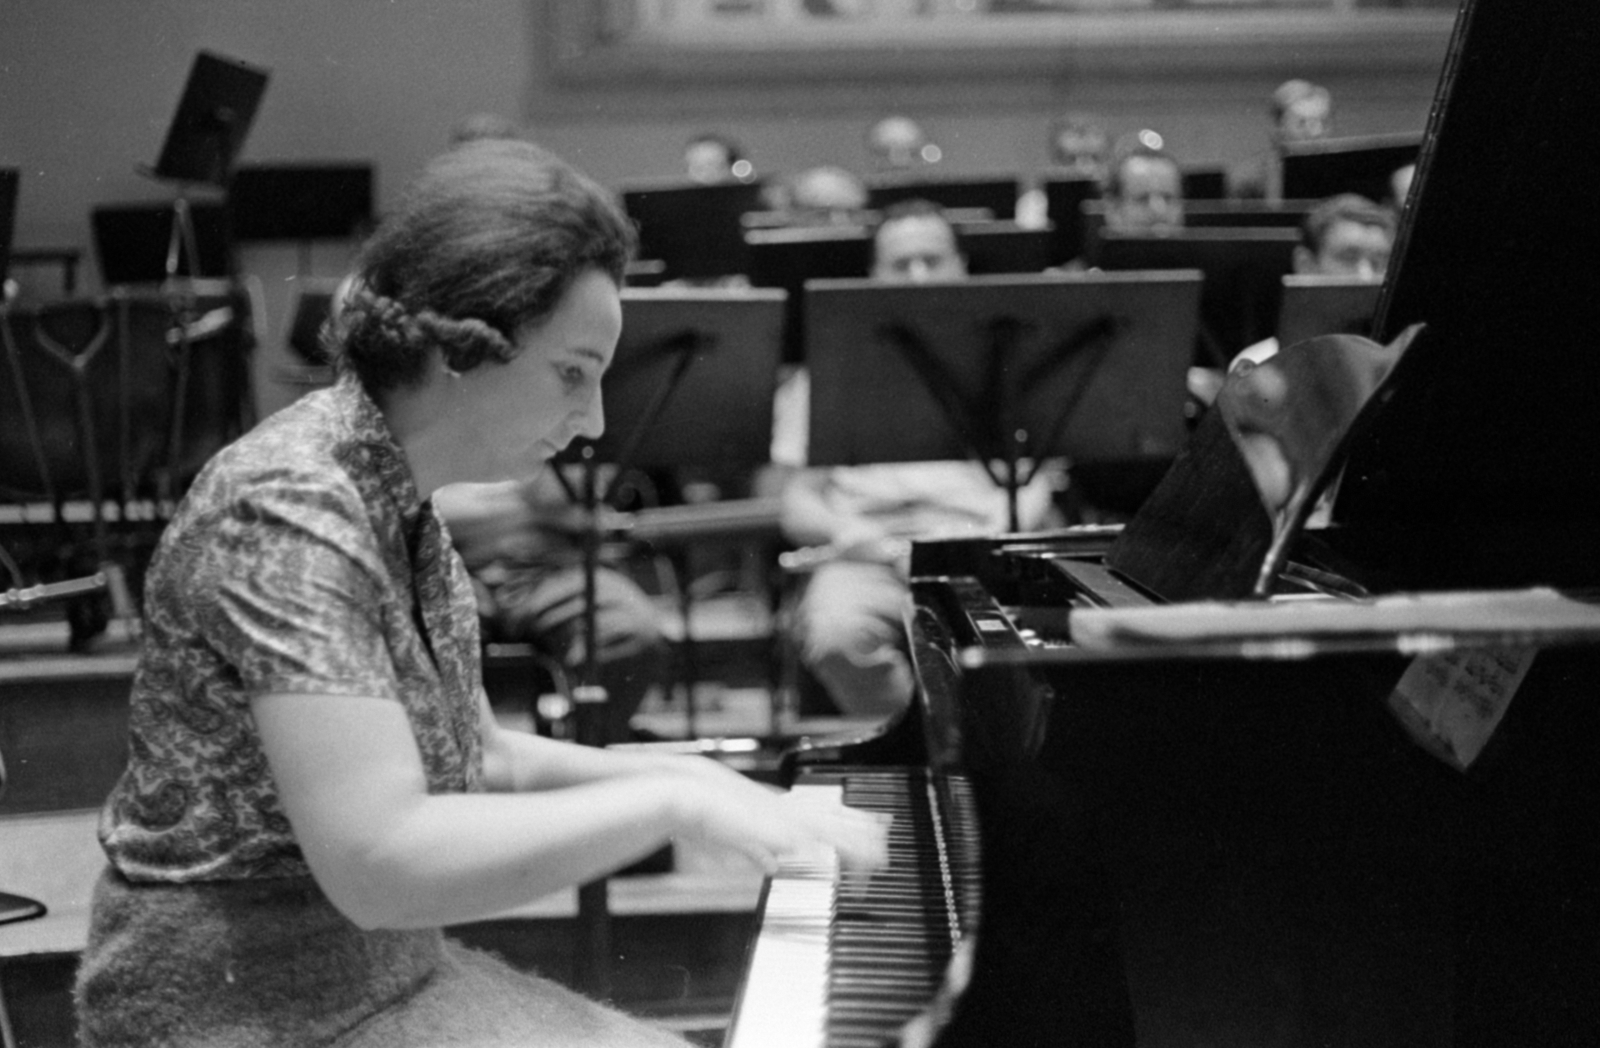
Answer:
[0,0,1451,417]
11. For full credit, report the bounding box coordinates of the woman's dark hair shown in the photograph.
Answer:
[332,139,635,393]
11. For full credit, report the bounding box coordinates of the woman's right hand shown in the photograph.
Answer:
[670,770,890,876]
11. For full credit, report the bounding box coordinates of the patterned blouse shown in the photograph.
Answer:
[99,374,486,882]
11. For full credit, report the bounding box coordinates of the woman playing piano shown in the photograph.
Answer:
[75,138,886,1048]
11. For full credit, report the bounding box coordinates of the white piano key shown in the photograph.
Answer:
[724,783,842,1048]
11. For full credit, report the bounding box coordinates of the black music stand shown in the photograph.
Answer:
[1090,227,1300,365]
[551,288,784,998]
[1282,132,1423,205]
[865,174,1021,217]
[142,50,269,282]
[621,180,766,282]
[91,201,234,286]
[957,221,1055,277]
[745,224,873,365]
[1042,176,1099,266]
[1181,166,1229,201]
[228,162,373,275]
[747,219,1058,365]
[804,272,1202,531]
[1275,274,1383,350]
[553,286,786,730]
[1175,200,1319,229]
[269,277,344,389]
[0,168,18,297]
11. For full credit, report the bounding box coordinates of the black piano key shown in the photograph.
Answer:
[819,769,968,1048]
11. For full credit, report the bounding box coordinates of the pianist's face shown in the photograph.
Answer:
[451,267,620,481]
[871,215,967,284]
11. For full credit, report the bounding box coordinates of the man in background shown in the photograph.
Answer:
[1231,192,1396,372]
[772,200,1058,718]
[1231,79,1335,202]
[1103,131,1185,235]
[683,131,752,185]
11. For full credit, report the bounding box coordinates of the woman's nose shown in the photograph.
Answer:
[576,393,605,440]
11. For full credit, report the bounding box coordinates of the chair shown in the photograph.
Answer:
[0,281,257,648]
[0,751,49,1048]
[272,278,342,390]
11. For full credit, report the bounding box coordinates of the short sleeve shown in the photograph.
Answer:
[188,477,402,699]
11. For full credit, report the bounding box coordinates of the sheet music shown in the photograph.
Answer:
[1385,647,1535,771]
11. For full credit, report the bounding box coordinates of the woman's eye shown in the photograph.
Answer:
[559,366,586,390]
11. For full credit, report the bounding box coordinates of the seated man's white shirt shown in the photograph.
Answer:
[771,368,1056,534]
[1232,336,1281,373]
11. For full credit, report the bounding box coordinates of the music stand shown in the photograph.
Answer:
[1181,166,1229,201]
[1090,228,1300,365]
[1042,176,1099,266]
[1177,200,1319,229]
[956,221,1056,277]
[553,288,787,723]
[228,162,373,275]
[1275,274,1383,350]
[1282,132,1423,205]
[747,219,1058,365]
[621,180,766,282]
[865,174,1021,217]
[143,50,269,282]
[560,289,787,477]
[269,277,344,389]
[0,168,18,295]
[91,201,234,286]
[745,224,873,364]
[804,272,1202,530]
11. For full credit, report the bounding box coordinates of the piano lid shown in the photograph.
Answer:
[1334,0,1600,591]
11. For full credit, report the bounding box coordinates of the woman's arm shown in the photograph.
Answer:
[252,692,885,932]
[476,687,711,793]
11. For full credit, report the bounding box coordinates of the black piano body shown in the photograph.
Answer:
[730,0,1600,1042]
[891,548,1600,1048]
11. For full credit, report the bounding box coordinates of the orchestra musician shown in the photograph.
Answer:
[1232,192,1396,370]
[1102,130,1185,235]
[772,199,1061,719]
[72,138,886,1048]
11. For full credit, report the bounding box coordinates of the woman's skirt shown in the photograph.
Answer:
[74,866,686,1048]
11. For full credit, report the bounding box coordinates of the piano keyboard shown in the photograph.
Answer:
[725,783,841,1048]
[727,769,969,1048]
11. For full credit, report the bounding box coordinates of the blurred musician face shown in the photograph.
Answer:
[1298,218,1393,281]
[872,215,967,284]
[1276,92,1332,147]
[455,267,619,480]
[685,139,735,185]
[1105,155,1184,235]
[1052,126,1110,181]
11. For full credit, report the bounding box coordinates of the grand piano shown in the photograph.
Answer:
[726,1,1600,1045]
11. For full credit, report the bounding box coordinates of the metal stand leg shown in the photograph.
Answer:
[0,971,16,1048]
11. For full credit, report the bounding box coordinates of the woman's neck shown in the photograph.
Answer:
[376,372,468,501]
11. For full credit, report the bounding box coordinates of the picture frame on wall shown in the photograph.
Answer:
[544,0,1457,87]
